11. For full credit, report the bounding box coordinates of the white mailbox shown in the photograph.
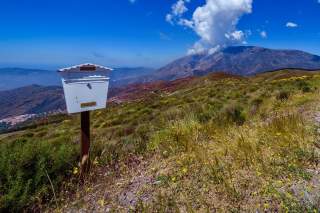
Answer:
[58,63,112,114]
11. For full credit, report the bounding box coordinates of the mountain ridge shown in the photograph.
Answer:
[1,46,320,90]
[150,46,320,81]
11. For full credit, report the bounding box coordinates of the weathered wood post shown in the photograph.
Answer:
[80,111,90,175]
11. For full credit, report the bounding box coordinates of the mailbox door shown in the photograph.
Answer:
[62,80,109,114]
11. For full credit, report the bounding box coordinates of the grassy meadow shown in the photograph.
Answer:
[1,70,320,212]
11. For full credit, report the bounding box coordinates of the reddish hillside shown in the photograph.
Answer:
[109,72,242,103]
[0,73,241,120]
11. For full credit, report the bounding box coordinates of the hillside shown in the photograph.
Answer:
[0,80,170,120]
[0,85,65,119]
[152,46,320,81]
[1,70,320,212]
[0,67,154,120]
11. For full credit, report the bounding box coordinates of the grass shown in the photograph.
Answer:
[1,70,320,211]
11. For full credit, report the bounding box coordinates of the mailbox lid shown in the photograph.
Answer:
[58,63,112,80]
[58,63,113,73]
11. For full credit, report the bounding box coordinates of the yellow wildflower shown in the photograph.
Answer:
[93,158,99,165]
[98,199,105,207]
[182,167,188,173]
[73,167,79,175]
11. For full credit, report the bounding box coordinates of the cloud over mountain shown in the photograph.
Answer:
[167,0,253,54]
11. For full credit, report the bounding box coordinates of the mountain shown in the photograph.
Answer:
[2,47,319,91]
[0,68,61,91]
[1,46,320,120]
[0,67,155,91]
[152,46,320,81]
[110,67,155,87]
[0,85,65,119]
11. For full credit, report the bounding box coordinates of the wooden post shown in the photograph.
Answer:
[80,111,90,177]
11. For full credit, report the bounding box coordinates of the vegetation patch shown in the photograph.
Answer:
[1,70,320,211]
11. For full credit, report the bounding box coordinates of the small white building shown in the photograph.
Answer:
[58,63,112,114]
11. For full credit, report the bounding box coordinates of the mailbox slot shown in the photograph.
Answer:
[64,77,109,84]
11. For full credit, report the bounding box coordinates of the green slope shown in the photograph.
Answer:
[1,70,320,212]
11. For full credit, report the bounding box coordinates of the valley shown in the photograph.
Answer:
[1,69,320,211]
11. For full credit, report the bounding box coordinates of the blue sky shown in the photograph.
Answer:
[0,0,319,69]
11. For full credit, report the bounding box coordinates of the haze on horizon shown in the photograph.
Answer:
[0,0,319,70]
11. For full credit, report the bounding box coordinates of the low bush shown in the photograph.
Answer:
[276,90,290,101]
[223,104,246,125]
[0,136,78,211]
[302,85,311,93]
[251,98,263,107]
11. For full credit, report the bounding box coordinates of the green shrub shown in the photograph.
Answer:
[276,90,290,101]
[223,105,246,125]
[251,98,263,107]
[0,136,78,211]
[302,85,311,93]
[295,80,311,93]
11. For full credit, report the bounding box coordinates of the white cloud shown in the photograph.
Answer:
[225,30,245,41]
[286,22,298,28]
[166,0,190,25]
[172,0,189,16]
[166,14,174,24]
[260,30,267,38]
[166,0,253,54]
[178,18,194,28]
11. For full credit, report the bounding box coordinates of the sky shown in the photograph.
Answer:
[0,0,319,69]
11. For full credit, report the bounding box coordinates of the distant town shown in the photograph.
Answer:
[0,110,65,133]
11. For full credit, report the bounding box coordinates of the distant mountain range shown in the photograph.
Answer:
[1,46,320,120]
[1,46,320,91]
[0,67,155,91]
[0,68,60,91]
[151,46,320,81]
